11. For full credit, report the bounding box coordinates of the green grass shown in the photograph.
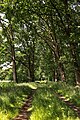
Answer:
[0,82,34,120]
[51,82,80,107]
[0,81,80,120]
[30,82,80,120]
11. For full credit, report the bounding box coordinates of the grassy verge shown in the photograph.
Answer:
[0,82,35,120]
[51,82,80,107]
[30,83,80,120]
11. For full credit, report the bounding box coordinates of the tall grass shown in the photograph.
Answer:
[30,83,80,120]
[0,82,32,120]
[51,82,80,106]
[0,81,80,120]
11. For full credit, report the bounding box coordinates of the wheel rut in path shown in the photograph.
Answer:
[13,90,34,120]
[56,93,80,117]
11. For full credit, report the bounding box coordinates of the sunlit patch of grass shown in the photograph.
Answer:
[30,85,80,120]
[0,111,9,120]
[51,82,80,107]
[0,82,33,119]
[26,82,38,89]
[17,82,38,89]
[1,81,80,120]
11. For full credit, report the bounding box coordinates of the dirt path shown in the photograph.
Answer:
[13,91,34,120]
[56,93,80,117]
[13,88,80,119]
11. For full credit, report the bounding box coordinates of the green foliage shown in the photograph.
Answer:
[35,39,54,81]
[0,82,32,119]
[0,0,80,119]
[0,0,80,84]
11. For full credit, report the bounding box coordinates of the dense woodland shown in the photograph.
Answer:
[0,0,80,120]
[0,0,80,84]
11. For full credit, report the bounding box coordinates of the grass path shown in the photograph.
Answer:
[13,89,80,120]
[56,92,80,118]
[10,82,80,120]
[13,90,34,120]
[30,86,80,120]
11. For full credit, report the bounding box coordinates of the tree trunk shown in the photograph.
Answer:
[9,24,18,83]
[52,69,56,81]
[11,44,18,83]
[28,53,35,82]
[75,69,80,85]
[70,42,80,84]
[74,65,80,85]
[54,46,65,81]
[58,62,65,81]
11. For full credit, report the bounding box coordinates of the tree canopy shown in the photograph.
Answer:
[0,0,80,85]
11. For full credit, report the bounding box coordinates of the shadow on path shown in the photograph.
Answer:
[13,90,34,120]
